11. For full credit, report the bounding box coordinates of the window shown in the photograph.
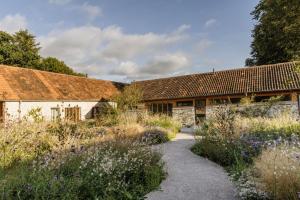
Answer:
[176,101,193,107]
[65,107,81,122]
[148,103,172,116]
[211,99,229,105]
[51,107,60,121]
[230,98,241,104]
[254,95,291,102]
[195,99,206,108]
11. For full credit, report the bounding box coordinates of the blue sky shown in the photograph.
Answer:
[0,0,259,82]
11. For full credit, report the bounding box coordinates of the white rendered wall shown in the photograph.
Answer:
[4,101,109,121]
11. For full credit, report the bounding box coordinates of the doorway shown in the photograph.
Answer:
[195,99,206,125]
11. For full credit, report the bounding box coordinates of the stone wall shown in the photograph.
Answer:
[206,101,299,119]
[173,107,195,127]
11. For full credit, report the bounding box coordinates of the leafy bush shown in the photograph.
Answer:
[143,114,181,139]
[140,128,169,145]
[95,104,119,127]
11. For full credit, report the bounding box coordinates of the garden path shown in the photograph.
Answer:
[146,131,237,200]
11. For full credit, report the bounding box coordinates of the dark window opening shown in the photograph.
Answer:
[212,99,229,105]
[230,98,241,104]
[148,103,172,116]
[254,95,291,102]
[176,101,193,107]
[195,99,206,108]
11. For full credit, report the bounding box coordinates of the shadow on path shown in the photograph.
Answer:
[146,131,237,200]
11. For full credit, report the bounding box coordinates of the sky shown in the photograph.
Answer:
[0,0,259,82]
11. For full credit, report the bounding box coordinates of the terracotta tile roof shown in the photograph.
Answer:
[136,62,300,101]
[0,65,124,101]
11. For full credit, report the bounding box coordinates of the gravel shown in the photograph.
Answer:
[146,131,237,200]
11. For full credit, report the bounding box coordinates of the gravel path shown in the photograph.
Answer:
[146,131,237,200]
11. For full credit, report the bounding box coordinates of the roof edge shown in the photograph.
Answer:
[136,61,299,83]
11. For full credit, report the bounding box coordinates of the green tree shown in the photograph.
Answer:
[246,0,300,66]
[13,30,41,68]
[40,57,85,76]
[0,31,21,65]
[0,29,84,76]
[114,83,143,111]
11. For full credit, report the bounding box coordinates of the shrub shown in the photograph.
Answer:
[253,145,300,200]
[140,128,169,144]
[0,124,165,200]
[95,104,119,127]
[192,106,300,200]
[143,114,181,138]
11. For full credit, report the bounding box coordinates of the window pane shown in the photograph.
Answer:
[158,104,162,112]
[153,104,157,113]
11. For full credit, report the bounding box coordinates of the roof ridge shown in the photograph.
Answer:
[0,64,123,84]
[136,61,298,83]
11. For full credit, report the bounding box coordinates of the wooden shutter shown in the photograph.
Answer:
[65,107,81,122]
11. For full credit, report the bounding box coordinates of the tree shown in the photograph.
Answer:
[40,57,85,76]
[0,29,84,76]
[0,31,21,65]
[13,30,41,68]
[246,0,300,65]
[114,83,143,111]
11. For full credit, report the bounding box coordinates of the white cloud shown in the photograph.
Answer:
[204,18,217,28]
[195,39,213,54]
[49,0,71,5]
[0,14,27,33]
[39,24,190,79]
[80,2,102,20]
[110,53,190,80]
[110,61,139,75]
[141,53,190,75]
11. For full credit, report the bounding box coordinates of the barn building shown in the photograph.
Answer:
[137,62,300,126]
[0,65,123,123]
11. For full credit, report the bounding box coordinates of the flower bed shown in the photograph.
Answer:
[191,106,300,200]
[0,109,181,199]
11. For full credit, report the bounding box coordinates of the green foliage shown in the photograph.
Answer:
[114,83,143,111]
[1,140,165,200]
[0,30,40,68]
[246,0,300,65]
[40,57,85,76]
[0,120,165,199]
[192,106,300,199]
[95,104,120,127]
[0,30,83,76]
[25,107,44,123]
[143,114,181,141]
